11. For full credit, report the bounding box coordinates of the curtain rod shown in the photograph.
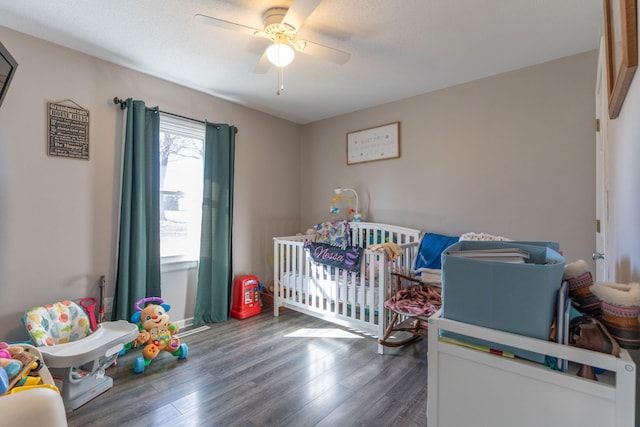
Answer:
[113,97,237,133]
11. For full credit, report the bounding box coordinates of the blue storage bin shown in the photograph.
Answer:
[441,240,565,363]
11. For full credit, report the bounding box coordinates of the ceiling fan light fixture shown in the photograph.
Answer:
[266,34,295,67]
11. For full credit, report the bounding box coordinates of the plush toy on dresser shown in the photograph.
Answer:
[130,297,188,373]
[0,342,46,394]
[0,344,21,394]
[0,343,21,383]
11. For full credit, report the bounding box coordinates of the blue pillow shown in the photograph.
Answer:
[413,233,459,271]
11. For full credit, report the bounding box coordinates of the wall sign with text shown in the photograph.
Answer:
[346,121,400,165]
[48,100,90,160]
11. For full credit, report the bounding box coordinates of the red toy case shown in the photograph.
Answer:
[230,275,261,319]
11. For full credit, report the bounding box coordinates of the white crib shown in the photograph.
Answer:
[272,222,422,354]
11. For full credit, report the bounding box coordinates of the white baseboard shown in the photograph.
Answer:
[175,317,194,330]
[103,313,202,337]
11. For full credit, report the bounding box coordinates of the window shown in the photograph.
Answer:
[159,113,204,261]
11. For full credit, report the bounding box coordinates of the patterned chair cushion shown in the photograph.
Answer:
[23,300,91,346]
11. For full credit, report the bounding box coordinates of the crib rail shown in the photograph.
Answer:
[351,222,422,248]
[272,222,421,354]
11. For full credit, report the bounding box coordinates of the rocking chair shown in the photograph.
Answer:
[379,270,442,347]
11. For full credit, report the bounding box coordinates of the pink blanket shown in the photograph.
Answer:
[384,285,442,316]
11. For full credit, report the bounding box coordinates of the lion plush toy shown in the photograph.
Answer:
[130,297,187,373]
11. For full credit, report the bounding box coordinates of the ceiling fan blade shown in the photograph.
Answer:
[282,0,322,30]
[194,13,260,37]
[253,52,271,74]
[299,40,351,65]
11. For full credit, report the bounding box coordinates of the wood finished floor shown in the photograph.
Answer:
[66,310,428,427]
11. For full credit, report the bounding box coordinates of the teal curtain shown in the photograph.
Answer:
[194,122,236,324]
[112,98,161,321]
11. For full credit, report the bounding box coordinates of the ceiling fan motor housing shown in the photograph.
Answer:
[262,7,298,41]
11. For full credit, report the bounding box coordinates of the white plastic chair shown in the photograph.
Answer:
[22,300,138,411]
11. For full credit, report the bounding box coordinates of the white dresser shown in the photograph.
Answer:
[427,311,636,427]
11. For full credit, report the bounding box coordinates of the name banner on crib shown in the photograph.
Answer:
[304,241,363,272]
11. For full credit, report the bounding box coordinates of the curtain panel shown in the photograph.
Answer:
[112,99,162,321]
[194,122,236,324]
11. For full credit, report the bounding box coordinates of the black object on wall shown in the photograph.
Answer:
[0,40,18,109]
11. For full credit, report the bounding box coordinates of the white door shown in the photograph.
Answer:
[594,36,608,282]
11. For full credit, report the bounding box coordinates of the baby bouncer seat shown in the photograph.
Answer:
[22,300,138,411]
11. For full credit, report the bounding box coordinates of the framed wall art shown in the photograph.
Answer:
[47,100,90,160]
[603,0,638,119]
[0,40,18,108]
[346,121,400,165]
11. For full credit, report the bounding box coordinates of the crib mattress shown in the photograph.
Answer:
[282,273,379,306]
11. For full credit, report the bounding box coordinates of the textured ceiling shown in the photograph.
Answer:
[0,0,602,124]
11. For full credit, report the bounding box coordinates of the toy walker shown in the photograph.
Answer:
[129,297,188,374]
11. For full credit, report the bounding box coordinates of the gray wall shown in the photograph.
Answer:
[301,51,598,266]
[0,27,302,341]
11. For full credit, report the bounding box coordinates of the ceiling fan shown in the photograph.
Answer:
[194,0,351,93]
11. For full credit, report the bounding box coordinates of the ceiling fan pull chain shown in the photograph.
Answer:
[277,67,285,95]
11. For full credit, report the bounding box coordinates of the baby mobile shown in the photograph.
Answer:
[330,187,363,222]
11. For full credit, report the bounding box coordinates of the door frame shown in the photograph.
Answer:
[595,36,609,282]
